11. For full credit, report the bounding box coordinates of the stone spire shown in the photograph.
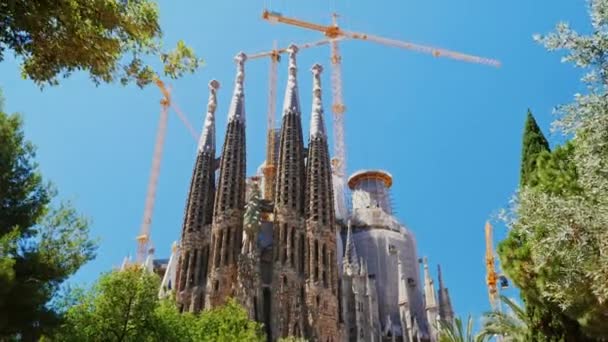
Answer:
[159,241,179,299]
[198,80,220,152]
[206,53,248,308]
[398,255,414,342]
[282,44,301,118]
[271,44,307,340]
[437,264,455,324]
[367,273,382,342]
[343,220,360,275]
[228,53,246,124]
[423,257,439,340]
[175,80,220,312]
[273,44,306,213]
[360,257,368,276]
[309,63,326,138]
[303,63,340,341]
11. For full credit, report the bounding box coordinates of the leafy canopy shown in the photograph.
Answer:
[437,316,481,342]
[478,295,528,342]
[499,0,608,337]
[0,0,202,87]
[54,267,265,342]
[0,93,97,339]
[498,111,586,341]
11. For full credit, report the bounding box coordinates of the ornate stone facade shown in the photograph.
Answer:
[271,45,308,339]
[304,64,340,341]
[174,80,219,312]
[170,48,456,342]
[205,52,247,308]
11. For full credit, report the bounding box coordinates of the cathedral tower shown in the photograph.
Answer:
[304,63,340,341]
[206,53,247,308]
[437,265,454,325]
[423,257,439,340]
[398,254,414,342]
[271,44,307,339]
[175,80,219,312]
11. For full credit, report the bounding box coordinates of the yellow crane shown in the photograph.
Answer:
[485,221,499,311]
[262,10,501,217]
[485,221,509,313]
[135,79,198,264]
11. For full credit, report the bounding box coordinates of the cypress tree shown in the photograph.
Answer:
[520,110,550,187]
[498,110,592,341]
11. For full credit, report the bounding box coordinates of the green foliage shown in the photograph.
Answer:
[531,142,580,196]
[478,295,528,342]
[243,182,262,233]
[195,298,265,342]
[55,268,165,341]
[499,0,608,336]
[0,0,202,87]
[499,112,586,341]
[437,316,481,342]
[53,268,265,341]
[520,110,550,187]
[0,97,97,339]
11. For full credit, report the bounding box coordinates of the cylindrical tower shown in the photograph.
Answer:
[348,170,393,214]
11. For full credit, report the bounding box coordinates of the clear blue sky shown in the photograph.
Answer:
[0,0,590,322]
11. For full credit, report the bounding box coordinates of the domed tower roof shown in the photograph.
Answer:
[347,169,393,189]
[348,169,393,214]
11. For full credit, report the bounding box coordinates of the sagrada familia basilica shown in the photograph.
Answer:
[153,45,455,341]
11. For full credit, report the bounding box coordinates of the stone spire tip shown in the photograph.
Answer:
[228,53,246,124]
[287,43,299,54]
[282,44,300,116]
[199,79,220,152]
[311,63,323,75]
[235,51,247,63]
[209,79,220,91]
[343,220,360,274]
[310,63,325,138]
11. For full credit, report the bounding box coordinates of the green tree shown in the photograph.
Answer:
[0,95,97,339]
[498,113,587,341]
[53,267,265,341]
[54,267,196,341]
[195,298,265,342]
[520,110,550,187]
[437,316,480,342]
[0,0,202,87]
[499,0,608,337]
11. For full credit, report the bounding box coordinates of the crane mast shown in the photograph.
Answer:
[136,79,170,264]
[134,78,201,264]
[262,42,279,200]
[485,221,498,311]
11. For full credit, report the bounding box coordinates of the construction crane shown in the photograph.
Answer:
[485,221,509,313]
[245,38,335,200]
[135,79,199,264]
[485,221,499,311]
[262,10,501,218]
